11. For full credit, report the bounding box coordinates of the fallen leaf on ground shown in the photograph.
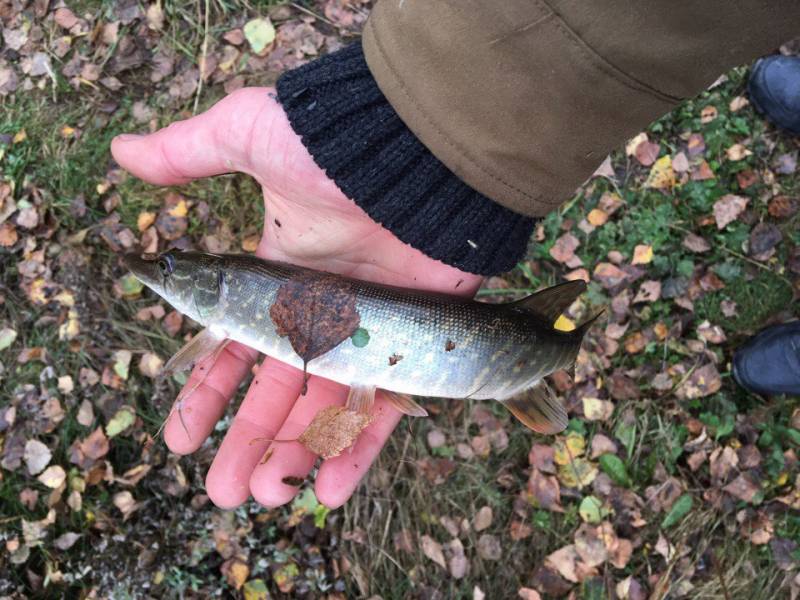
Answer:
[420,535,446,569]
[644,155,675,190]
[631,244,653,265]
[24,439,52,475]
[682,232,711,253]
[297,406,372,459]
[549,233,580,264]
[713,194,748,229]
[473,506,493,531]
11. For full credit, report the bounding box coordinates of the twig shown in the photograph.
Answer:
[290,2,336,27]
[193,0,210,115]
[711,550,732,600]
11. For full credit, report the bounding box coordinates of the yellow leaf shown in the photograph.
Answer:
[553,315,575,332]
[631,244,653,265]
[625,132,648,157]
[58,309,80,341]
[167,199,188,218]
[29,278,48,305]
[137,211,156,232]
[554,432,586,466]
[61,125,76,138]
[644,156,675,190]
[726,144,752,161]
[582,397,614,421]
[587,208,608,226]
[53,290,75,307]
[38,465,66,488]
[225,560,250,591]
[558,457,598,489]
[243,579,270,600]
[13,129,27,143]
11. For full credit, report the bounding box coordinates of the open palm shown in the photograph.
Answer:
[111,88,482,509]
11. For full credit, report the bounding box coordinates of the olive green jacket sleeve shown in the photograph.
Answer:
[362,0,800,218]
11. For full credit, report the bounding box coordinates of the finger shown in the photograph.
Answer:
[163,341,258,455]
[204,358,306,509]
[110,87,275,185]
[249,376,349,508]
[314,392,404,508]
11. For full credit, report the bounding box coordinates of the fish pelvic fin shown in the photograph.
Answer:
[382,390,428,417]
[163,327,228,375]
[346,384,376,415]
[501,381,568,435]
[510,280,587,326]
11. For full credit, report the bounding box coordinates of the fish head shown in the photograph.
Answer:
[124,251,226,324]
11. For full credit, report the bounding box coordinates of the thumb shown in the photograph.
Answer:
[111,87,276,185]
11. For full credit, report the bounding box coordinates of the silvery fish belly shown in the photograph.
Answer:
[124,252,600,434]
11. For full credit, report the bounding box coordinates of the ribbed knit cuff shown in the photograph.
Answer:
[275,42,535,276]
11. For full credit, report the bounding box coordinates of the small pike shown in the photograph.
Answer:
[124,251,601,434]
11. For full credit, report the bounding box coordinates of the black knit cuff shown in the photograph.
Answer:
[275,41,535,275]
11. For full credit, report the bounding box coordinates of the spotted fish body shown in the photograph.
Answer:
[125,252,599,433]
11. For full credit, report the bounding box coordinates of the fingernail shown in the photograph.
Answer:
[114,133,144,143]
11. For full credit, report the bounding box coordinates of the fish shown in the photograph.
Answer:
[124,251,601,434]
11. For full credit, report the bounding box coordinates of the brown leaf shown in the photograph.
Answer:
[682,232,711,253]
[697,321,726,344]
[269,271,360,376]
[701,105,718,123]
[527,468,563,512]
[624,332,646,354]
[675,363,722,399]
[155,192,189,240]
[724,473,760,503]
[162,310,183,336]
[79,427,109,461]
[545,545,581,583]
[593,263,627,289]
[633,280,661,303]
[635,140,660,166]
[473,506,493,532]
[687,133,706,156]
[726,143,752,161]
[0,222,18,247]
[518,588,542,600]
[297,406,372,459]
[420,535,446,570]
[768,195,798,219]
[749,223,782,260]
[672,151,690,173]
[549,233,580,264]
[476,534,502,561]
[714,194,748,229]
[445,538,469,579]
[528,444,556,474]
[736,169,759,189]
[690,159,715,181]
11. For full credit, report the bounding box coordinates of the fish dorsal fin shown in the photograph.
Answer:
[510,281,587,326]
[501,382,568,434]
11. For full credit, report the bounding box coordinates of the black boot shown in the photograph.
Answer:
[732,321,800,395]
[748,55,800,135]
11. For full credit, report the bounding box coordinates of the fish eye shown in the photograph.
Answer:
[157,254,175,277]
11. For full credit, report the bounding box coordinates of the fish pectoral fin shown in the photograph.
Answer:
[510,280,587,326]
[382,391,428,417]
[163,327,228,376]
[501,382,568,435]
[346,384,376,415]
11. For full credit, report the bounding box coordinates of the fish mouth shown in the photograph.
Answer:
[123,252,162,287]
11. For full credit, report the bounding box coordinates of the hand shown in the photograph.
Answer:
[111,88,482,509]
